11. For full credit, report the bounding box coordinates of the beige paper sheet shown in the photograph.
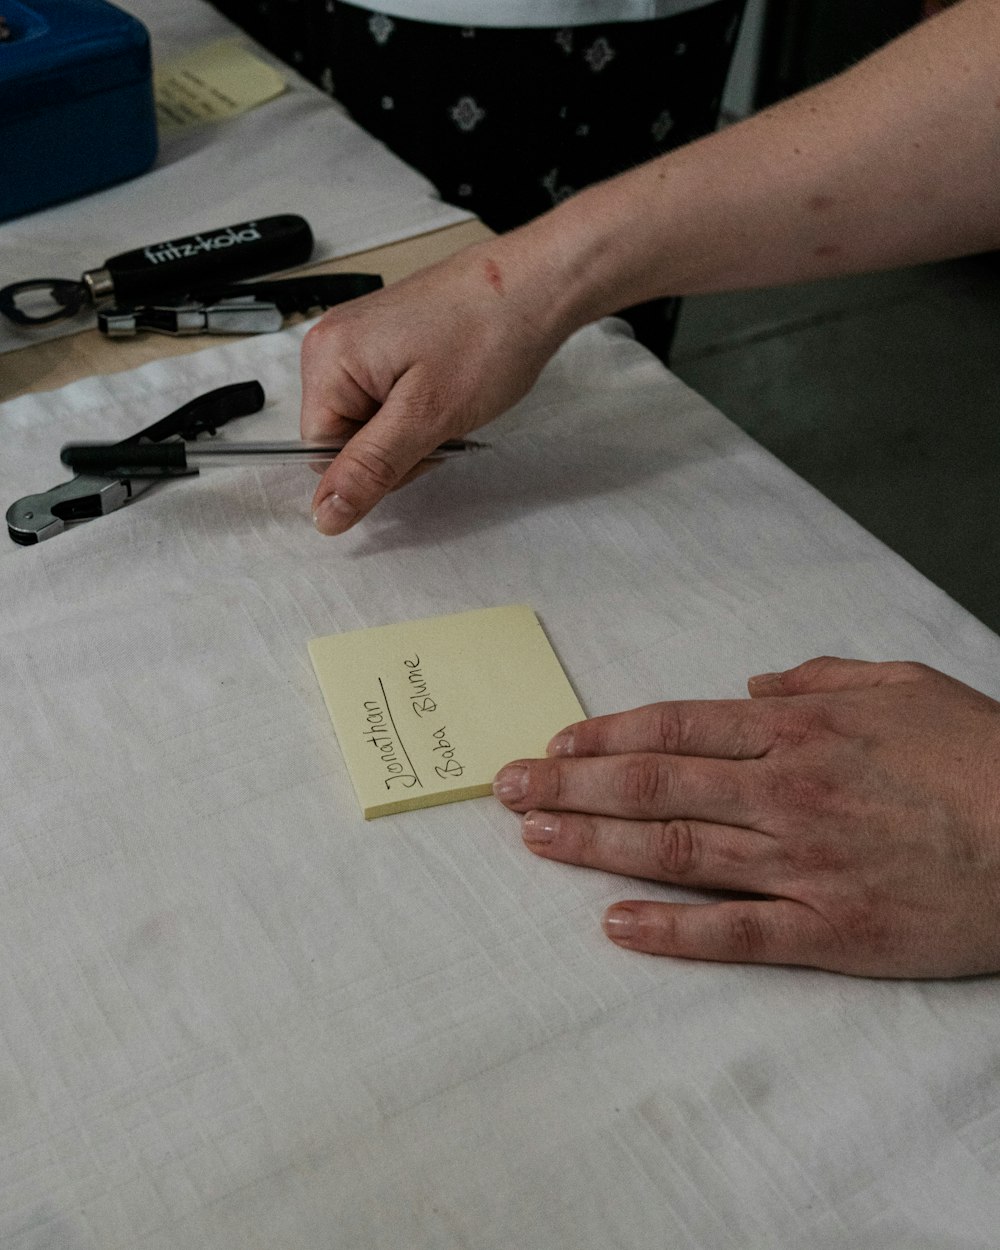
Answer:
[309,605,585,818]
[154,40,287,133]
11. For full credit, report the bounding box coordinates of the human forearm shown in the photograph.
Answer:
[521,0,1000,334]
[302,0,1000,535]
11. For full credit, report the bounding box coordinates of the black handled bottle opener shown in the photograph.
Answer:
[0,215,314,327]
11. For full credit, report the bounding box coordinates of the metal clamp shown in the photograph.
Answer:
[99,296,284,338]
[6,380,266,545]
[95,273,384,338]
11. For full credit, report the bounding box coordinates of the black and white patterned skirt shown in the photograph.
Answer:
[211,0,746,232]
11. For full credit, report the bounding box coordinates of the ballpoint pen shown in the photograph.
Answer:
[60,437,489,478]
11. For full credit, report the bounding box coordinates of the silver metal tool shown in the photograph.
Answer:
[6,473,157,544]
[95,274,384,338]
[6,380,265,545]
[98,295,284,337]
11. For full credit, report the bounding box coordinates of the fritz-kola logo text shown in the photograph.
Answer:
[143,224,262,264]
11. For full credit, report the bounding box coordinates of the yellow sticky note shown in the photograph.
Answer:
[154,40,287,133]
[308,605,585,820]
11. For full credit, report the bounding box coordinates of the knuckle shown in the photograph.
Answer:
[820,895,887,957]
[651,702,685,753]
[760,761,836,821]
[302,319,325,353]
[302,314,340,360]
[784,655,839,690]
[398,377,438,421]
[832,898,870,944]
[344,443,401,493]
[649,702,714,756]
[538,760,565,809]
[784,837,846,875]
[300,321,323,362]
[729,910,769,960]
[773,703,830,748]
[650,819,699,878]
[645,906,679,953]
[788,774,836,817]
[572,813,601,861]
[393,367,450,430]
[618,755,670,812]
[882,659,932,684]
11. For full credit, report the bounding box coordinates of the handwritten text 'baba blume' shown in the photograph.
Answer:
[363,655,466,791]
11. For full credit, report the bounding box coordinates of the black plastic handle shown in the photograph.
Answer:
[104,215,314,304]
[120,380,266,445]
[61,443,189,477]
[58,381,267,476]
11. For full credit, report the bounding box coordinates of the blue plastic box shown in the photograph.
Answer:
[0,0,157,222]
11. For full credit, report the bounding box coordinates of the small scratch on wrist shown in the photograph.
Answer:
[483,258,504,295]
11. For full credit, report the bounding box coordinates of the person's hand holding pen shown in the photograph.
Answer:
[301,0,1000,536]
[494,657,1000,978]
[300,233,573,535]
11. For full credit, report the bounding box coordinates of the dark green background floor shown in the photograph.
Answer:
[670,254,1000,635]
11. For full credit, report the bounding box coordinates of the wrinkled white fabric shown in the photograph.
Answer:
[2,320,999,1249]
[0,0,471,357]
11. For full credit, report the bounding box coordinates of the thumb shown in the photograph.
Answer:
[747,656,935,697]
[310,372,450,535]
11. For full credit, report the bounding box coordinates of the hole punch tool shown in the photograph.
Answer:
[96,273,384,338]
[6,380,265,545]
[0,215,314,327]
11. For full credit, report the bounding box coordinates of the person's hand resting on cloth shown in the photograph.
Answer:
[493,657,1000,978]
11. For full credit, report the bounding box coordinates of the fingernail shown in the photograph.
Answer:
[748,671,783,693]
[493,765,528,803]
[313,493,357,535]
[602,905,639,943]
[547,730,575,757]
[522,811,559,844]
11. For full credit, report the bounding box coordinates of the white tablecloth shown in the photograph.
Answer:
[2,322,999,1249]
[0,0,471,356]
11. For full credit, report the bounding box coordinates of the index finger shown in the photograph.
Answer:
[547,698,790,761]
[494,752,759,828]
